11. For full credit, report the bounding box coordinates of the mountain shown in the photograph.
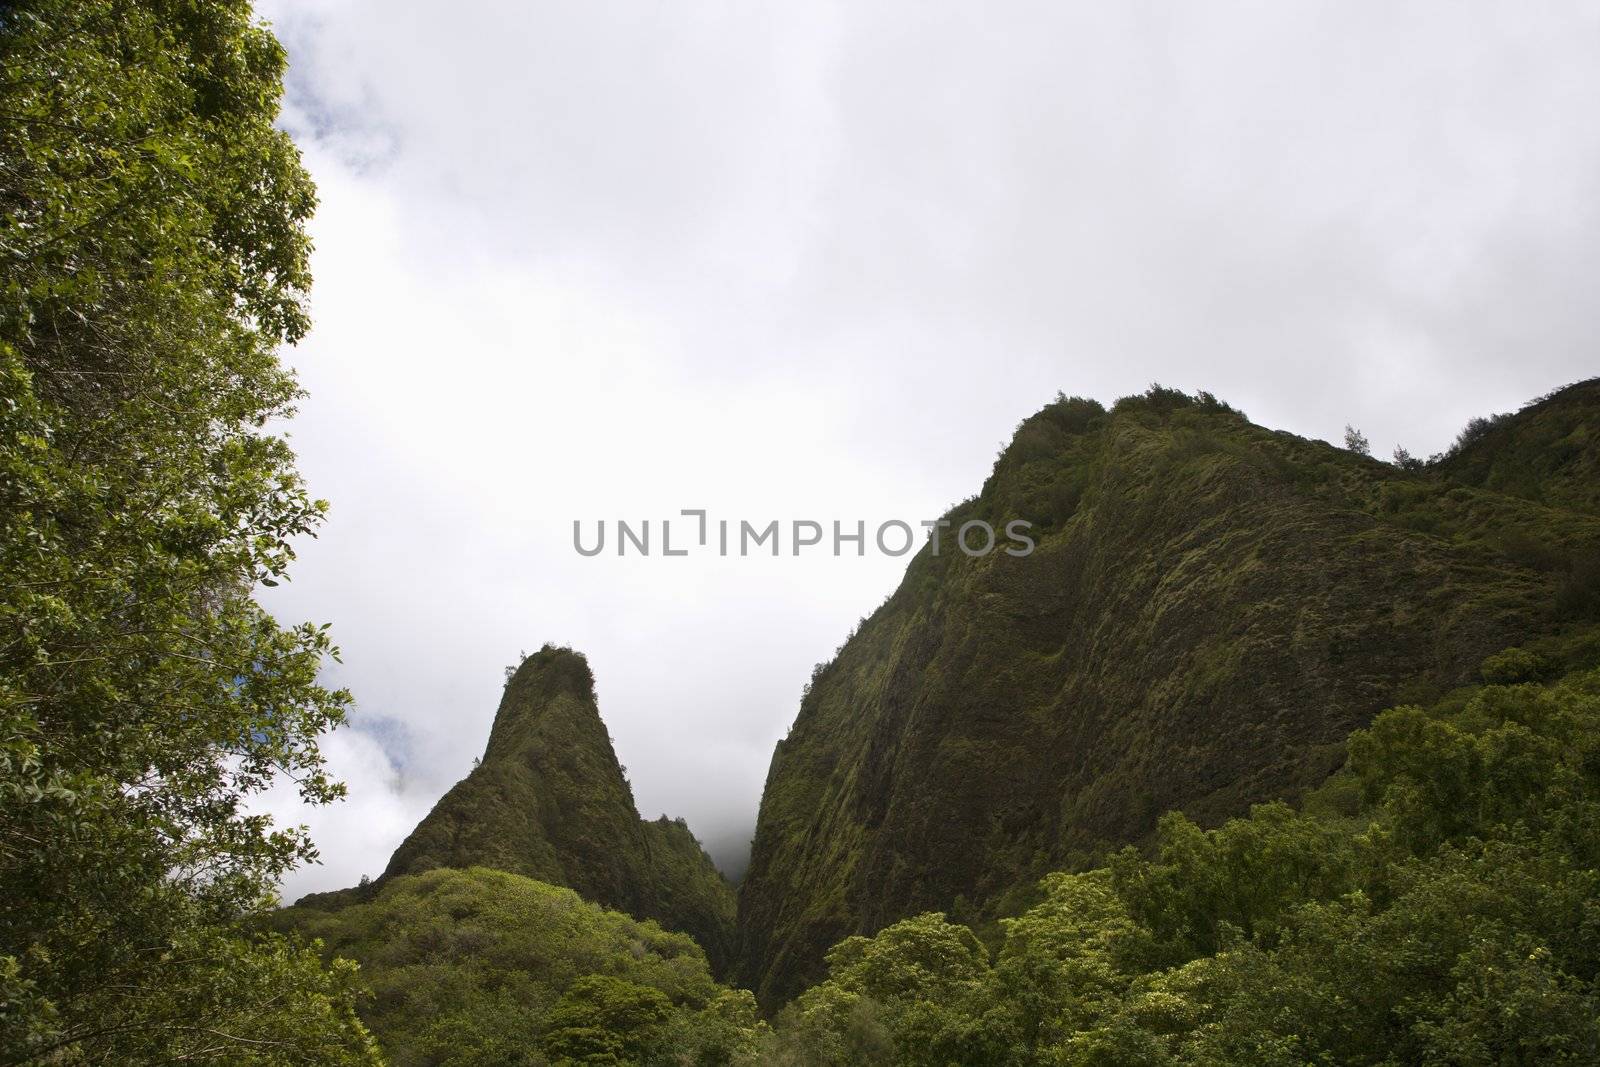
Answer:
[736,383,1600,1007]
[299,646,737,973]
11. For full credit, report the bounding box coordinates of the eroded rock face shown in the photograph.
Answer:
[736,386,1600,1007]
[314,647,737,974]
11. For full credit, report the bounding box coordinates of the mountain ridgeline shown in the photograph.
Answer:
[296,647,737,973]
[284,378,1600,1033]
[735,381,1600,1006]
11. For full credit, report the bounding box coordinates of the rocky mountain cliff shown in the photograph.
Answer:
[299,646,737,973]
[736,383,1600,1007]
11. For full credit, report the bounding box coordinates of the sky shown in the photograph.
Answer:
[250,0,1600,898]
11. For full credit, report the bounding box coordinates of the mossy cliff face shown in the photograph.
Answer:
[308,647,736,973]
[736,386,1600,1007]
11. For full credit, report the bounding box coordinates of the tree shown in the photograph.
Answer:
[541,975,673,1064]
[769,914,1001,1065]
[1344,424,1371,456]
[0,1,375,1060]
[1449,413,1509,456]
[1391,445,1425,471]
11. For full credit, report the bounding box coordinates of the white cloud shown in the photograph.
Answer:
[258,725,433,895]
[252,0,1600,898]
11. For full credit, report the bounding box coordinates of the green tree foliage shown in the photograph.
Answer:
[1480,645,1559,686]
[542,976,673,1064]
[762,663,1600,1064]
[766,914,997,1066]
[0,0,373,1060]
[276,867,765,1066]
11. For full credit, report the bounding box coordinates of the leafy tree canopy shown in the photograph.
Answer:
[1,0,373,1060]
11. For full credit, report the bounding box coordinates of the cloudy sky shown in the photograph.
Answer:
[251,0,1600,897]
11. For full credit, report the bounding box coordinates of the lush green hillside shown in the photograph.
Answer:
[756,659,1600,1064]
[282,658,1600,1064]
[277,867,762,1066]
[737,385,1600,1006]
[300,647,737,974]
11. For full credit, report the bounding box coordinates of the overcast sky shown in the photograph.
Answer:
[251,0,1600,898]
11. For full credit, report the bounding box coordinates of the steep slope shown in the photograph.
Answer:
[737,386,1600,1007]
[303,646,736,973]
[1434,377,1600,517]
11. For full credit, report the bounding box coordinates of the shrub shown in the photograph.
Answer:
[1480,647,1558,685]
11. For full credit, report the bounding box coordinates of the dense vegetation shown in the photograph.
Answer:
[280,656,1600,1065]
[758,658,1600,1064]
[299,647,737,975]
[738,381,1600,1006]
[0,0,377,1061]
[277,867,762,1067]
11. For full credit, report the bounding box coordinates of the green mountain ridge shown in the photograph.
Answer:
[296,646,737,974]
[735,381,1600,1006]
[282,377,1600,1027]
